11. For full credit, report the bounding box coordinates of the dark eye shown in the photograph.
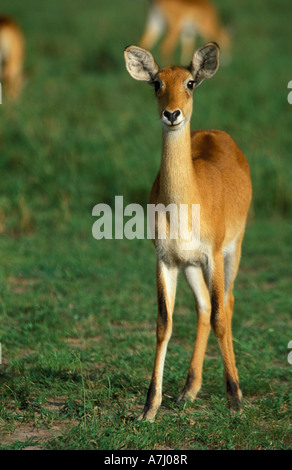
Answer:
[152,80,161,93]
[187,80,195,91]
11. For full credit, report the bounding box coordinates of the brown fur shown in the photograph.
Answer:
[124,44,252,422]
[0,16,24,100]
[139,0,231,64]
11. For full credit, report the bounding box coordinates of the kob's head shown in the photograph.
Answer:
[124,43,220,131]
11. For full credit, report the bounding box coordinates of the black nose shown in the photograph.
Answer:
[163,109,181,124]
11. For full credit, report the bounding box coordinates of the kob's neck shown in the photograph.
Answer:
[160,122,194,205]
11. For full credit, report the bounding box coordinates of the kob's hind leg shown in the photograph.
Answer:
[139,4,165,52]
[178,265,211,403]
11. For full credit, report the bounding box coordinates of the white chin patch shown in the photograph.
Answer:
[161,118,184,129]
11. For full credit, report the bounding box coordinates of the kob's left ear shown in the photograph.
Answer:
[190,42,220,88]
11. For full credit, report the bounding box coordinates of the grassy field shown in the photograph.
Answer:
[0,0,291,450]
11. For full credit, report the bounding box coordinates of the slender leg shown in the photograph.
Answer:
[160,23,181,64]
[211,251,242,410]
[178,265,211,402]
[180,31,196,64]
[197,14,232,65]
[4,51,23,99]
[137,259,178,422]
[0,51,3,78]
[180,19,197,65]
[225,288,240,384]
[139,4,165,52]
[223,234,245,389]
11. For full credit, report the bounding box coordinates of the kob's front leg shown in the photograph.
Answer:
[137,260,178,422]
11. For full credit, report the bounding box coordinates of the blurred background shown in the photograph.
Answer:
[0,0,291,450]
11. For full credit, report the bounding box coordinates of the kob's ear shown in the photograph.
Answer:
[124,46,159,82]
[190,42,220,88]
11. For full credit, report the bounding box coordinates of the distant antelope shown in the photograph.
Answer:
[0,16,24,100]
[139,0,231,64]
[124,43,252,421]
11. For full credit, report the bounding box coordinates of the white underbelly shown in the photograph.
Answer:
[155,237,211,269]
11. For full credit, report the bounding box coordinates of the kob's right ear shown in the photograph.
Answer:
[124,46,159,82]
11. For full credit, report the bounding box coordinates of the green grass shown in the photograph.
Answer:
[0,221,291,450]
[0,0,291,450]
